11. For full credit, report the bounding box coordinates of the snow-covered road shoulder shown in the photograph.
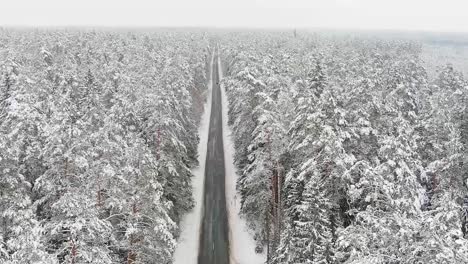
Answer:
[219,51,266,264]
[172,50,214,264]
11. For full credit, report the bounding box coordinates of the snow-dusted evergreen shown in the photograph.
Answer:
[0,29,210,264]
[220,32,468,263]
[2,28,468,264]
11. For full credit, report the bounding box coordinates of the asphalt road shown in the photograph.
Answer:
[197,51,230,264]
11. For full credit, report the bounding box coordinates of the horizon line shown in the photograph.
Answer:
[1,24,468,35]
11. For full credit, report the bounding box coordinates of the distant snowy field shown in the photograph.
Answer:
[422,43,468,79]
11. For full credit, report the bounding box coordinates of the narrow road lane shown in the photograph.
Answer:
[198,50,230,264]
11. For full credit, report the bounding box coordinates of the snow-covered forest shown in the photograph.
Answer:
[2,28,468,264]
[220,32,468,263]
[0,29,210,263]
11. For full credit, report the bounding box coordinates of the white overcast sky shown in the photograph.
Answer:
[1,0,468,32]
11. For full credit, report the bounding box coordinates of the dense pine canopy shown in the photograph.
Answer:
[1,28,468,264]
[0,29,210,264]
[220,32,468,264]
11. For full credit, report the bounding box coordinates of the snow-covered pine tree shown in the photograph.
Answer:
[0,29,210,264]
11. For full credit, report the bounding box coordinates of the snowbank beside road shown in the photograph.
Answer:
[173,50,214,264]
[219,51,266,264]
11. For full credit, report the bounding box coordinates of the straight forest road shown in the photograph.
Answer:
[197,49,230,264]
